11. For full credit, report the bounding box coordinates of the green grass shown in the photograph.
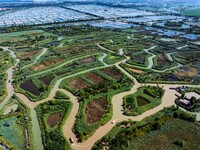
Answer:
[0,116,26,150]
[92,107,197,150]
[0,30,45,43]
[128,119,200,150]
[182,8,200,17]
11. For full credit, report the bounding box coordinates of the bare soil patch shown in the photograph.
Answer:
[31,58,64,71]
[39,75,55,86]
[102,68,123,80]
[84,73,105,84]
[86,97,107,124]
[129,68,143,74]
[68,78,90,90]
[177,67,198,77]
[19,50,38,59]
[47,112,61,128]
[80,57,96,64]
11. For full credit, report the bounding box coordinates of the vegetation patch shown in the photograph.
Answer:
[35,100,73,150]
[123,86,164,116]
[93,106,197,150]
[54,91,70,100]
[136,96,150,107]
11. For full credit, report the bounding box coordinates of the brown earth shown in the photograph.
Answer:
[84,73,105,84]
[47,112,61,127]
[68,78,90,90]
[80,57,96,64]
[128,68,143,74]
[31,58,64,71]
[86,97,108,124]
[177,67,198,77]
[19,50,38,59]
[102,68,123,80]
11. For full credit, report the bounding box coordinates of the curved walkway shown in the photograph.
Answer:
[22,48,48,69]
[98,53,108,66]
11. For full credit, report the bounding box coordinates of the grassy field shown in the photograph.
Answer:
[0,30,45,43]
[128,119,200,150]
[182,8,200,17]
[92,107,198,150]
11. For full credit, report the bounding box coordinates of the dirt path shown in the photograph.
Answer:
[0,46,19,110]
[143,45,157,69]
[97,43,115,53]
[22,48,48,69]
[98,53,108,66]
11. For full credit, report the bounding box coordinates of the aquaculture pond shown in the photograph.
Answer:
[20,80,41,96]
[0,116,26,150]
[136,96,150,107]
[145,27,200,40]
[47,112,61,127]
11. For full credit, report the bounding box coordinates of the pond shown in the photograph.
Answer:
[47,112,61,128]
[58,20,133,28]
[137,96,150,107]
[145,27,200,40]
[20,80,41,96]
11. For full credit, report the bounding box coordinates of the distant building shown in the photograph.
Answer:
[179,99,191,106]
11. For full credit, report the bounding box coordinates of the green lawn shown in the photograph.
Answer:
[128,119,200,150]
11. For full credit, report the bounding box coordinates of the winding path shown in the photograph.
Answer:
[98,53,108,66]
[22,48,48,69]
